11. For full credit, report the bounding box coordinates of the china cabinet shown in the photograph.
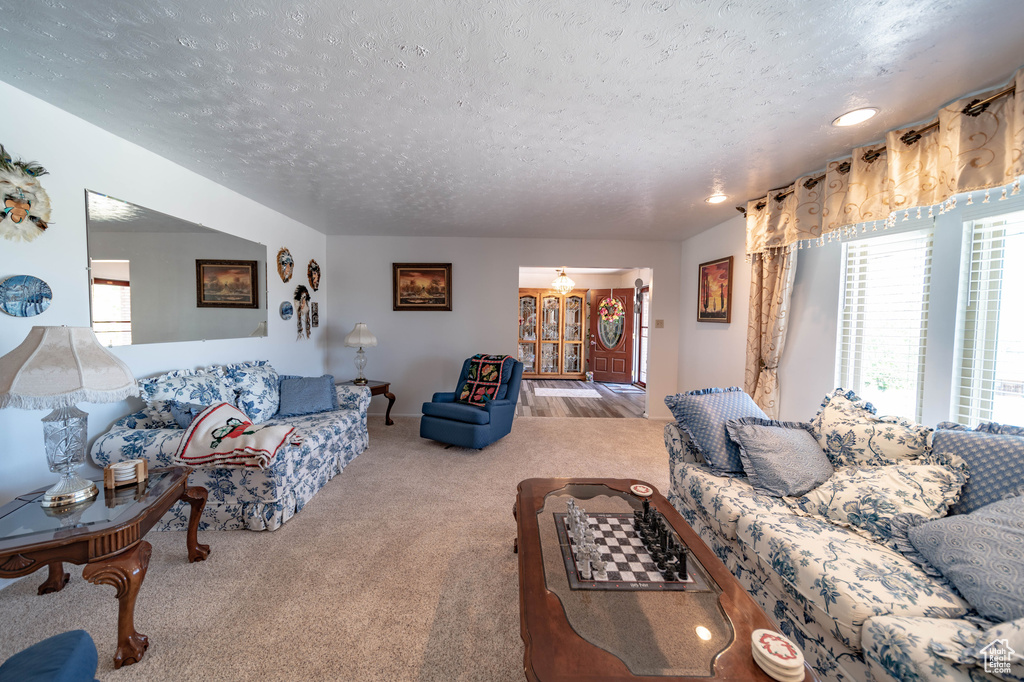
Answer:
[517,288,586,379]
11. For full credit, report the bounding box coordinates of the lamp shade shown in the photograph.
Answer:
[344,323,378,348]
[552,267,575,295]
[0,326,138,410]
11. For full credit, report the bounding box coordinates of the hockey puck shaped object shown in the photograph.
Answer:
[629,484,653,497]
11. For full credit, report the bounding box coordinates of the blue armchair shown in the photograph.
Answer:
[420,357,524,449]
[0,630,98,681]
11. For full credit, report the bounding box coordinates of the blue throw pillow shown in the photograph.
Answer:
[725,417,834,496]
[909,496,1024,622]
[664,387,768,475]
[168,401,209,429]
[277,375,337,417]
[932,427,1024,515]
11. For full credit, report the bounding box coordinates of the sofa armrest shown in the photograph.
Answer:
[431,392,457,403]
[90,426,185,468]
[114,409,166,430]
[336,384,371,415]
[665,422,704,466]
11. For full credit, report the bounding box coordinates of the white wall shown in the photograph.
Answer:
[326,236,681,420]
[0,81,328,506]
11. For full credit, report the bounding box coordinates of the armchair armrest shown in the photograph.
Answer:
[431,392,457,403]
[485,399,513,412]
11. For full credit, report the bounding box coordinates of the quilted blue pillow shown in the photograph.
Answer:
[277,375,338,417]
[932,427,1024,515]
[725,417,833,496]
[223,361,279,424]
[909,496,1024,622]
[664,387,768,475]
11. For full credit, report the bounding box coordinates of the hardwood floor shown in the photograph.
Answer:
[516,379,646,418]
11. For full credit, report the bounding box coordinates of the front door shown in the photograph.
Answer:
[589,288,634,383]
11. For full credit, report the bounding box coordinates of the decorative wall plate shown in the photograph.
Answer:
[307,259,320,291]
[279,301,293,320]
[276,247,294,282]
[0,274,52,316]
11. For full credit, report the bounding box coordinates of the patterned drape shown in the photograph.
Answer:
[746,66,1024,256]
[744,245,797,418]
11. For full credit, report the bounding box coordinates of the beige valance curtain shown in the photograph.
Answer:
[746,67,1024,256]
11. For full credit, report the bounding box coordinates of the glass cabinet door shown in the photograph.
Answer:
[563,344,581,374]
[564,295,582,341]
[518,342,536,373]
[540,342,559,374]
[541,296,560,341]
[519,295,537,341]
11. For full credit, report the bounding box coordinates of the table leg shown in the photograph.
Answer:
[37,561,70,595]
[83,541,151,669]
[384,390,396,426]
[180,486,211,562]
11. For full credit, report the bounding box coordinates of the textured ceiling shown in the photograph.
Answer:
[2,1,1024,241]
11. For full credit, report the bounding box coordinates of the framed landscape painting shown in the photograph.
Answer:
[393,263,452,311]
[196,260,259,309]
[697,256,732,323]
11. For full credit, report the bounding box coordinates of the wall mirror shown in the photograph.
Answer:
[85,190,268,346]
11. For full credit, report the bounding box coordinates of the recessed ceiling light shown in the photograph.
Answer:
[832,107,878,127]
[705,193,728,204]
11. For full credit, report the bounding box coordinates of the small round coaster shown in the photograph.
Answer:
[629,484,653,497]
[752,629,804,670]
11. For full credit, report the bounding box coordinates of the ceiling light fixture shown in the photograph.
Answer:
[705,194,728,204]
[551,267,575,295]
[832,107,879,127]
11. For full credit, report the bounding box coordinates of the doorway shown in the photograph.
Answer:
[516,267,650,418]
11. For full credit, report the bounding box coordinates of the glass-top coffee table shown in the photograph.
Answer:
[0,467,210,668]
[514,478,813,681]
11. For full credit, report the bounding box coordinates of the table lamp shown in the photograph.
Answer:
[343,323,377,386]
[0,326,138,507]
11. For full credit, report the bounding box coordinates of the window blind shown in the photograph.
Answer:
[836,229,933,421]
[954,211,1024,425]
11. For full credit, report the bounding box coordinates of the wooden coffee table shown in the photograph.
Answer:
[514,478,814,681]
[0,467,209,668]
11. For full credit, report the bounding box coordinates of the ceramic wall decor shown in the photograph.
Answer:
[307,259,320,291]
[0,274,52,316]
[311,302,319,328]
[294,284,310,340]
[0,144,51,243]
[279,301,294,320]
[276,247,294,283]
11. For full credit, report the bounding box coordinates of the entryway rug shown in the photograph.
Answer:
[603,384,645,394]
[534,388,601,398]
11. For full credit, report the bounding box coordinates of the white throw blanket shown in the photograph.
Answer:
[174,403,301,469]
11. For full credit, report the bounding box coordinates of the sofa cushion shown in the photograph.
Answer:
[736,512,970,654]
[277,375,337,417]
[669,460,788,542]
[421,401,490,425]
[138,368,236,426]
[784,463,968,547]
[809,388,932,467]
[863,616,995,682]
[910,496,1024,623]
[223,360,279,424]
[664,387,768,475]
[725,417,833,497]
[932,427,1024,515]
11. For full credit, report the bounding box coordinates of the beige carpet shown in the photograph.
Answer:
[0,416,671,681]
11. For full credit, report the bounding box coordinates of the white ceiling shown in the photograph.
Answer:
[2,1,1023,241]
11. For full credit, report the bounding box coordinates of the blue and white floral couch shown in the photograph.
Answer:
[664,388,1024,682]
[91,362,370,532]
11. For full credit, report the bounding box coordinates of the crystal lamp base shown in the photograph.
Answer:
[41,473,98,508]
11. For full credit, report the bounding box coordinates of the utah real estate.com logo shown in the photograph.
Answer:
[980,638,1015,675]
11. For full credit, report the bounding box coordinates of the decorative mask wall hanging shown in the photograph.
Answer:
[307,259,321,291]
[277,248,294,282]
[294,284,310,340]
[0,144,51,242]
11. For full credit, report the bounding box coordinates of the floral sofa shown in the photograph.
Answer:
[664,388,1024,682]
[91,362,370,531]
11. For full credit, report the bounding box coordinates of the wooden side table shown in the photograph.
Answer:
[338,379,396,425]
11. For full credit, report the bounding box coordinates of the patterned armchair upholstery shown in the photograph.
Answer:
[92,382,370,531]
[420,357,524,449]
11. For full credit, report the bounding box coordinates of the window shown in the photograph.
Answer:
[836,228,934,420]
[953,210,1024,425]
[91,278,132,347]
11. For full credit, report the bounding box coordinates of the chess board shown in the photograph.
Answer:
[554,512,712,592]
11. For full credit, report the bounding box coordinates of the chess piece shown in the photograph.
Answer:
[677,548,687,580]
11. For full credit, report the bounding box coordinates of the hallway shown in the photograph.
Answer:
[515,379,645,418]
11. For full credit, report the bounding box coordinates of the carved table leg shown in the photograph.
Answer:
[180,486,211,563]
[83,541,151,669]
[384,391,396,426]
[512,501,518,553]
[38,561,70,595]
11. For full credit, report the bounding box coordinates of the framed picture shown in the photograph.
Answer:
[697,256,733,323]
[196,260,259,309]
[393,263,452,311]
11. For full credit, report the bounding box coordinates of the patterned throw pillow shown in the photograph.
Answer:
[932,427,1024,515]
[223,361,280,424]
[457,355,513,406]
[725,417,834,497]
[138,368,236,427]
[910,496,1024,622]
[809,388,932,467]
[664,387,768,476]
[784,462,968,547]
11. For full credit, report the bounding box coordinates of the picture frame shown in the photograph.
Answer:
[196,260,259,309]
[393,263,452,311]
[697,256,733,323]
